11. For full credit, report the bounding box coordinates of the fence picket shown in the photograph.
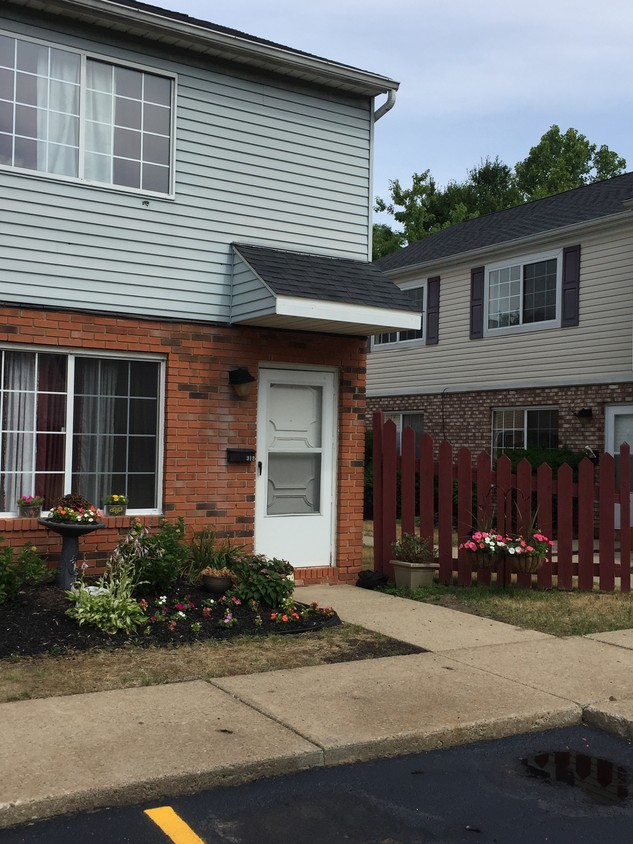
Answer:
[476,451,493,586]
[577,458,595,591]
[438,440,453,584]
[496,455,513,588]
[372,411,384,574]
[401,426,416,537]
[620,443,631,593]
[557,464,573,590]
[419,434,434,546]
[381,419,398,581]
[516,458,534,588]
[536,463,553,589]
[457,447,473,586]
[599,453,616,592]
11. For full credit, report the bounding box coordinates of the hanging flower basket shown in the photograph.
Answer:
[466,549,499,570]
[509,555,545,574]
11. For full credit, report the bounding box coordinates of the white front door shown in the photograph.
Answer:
[605,404,633,528]
[255,368,337,567]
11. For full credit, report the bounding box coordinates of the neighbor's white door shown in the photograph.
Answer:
[605,405,633,529]
[255,368,337,567]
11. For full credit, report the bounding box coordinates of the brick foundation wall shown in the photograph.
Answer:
[367,382,633,456]
[0,305,367,584]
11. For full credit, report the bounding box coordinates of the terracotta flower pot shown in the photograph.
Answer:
[202,574,232,594]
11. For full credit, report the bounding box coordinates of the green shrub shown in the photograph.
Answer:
[110,518,188,592]
[180,529,244,585]
[66,560,147,634]
[229,554,294,607]
[391,533,437,563]
[0,540,48,604]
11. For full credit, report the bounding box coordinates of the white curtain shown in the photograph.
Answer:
[2,352,36,511]
[75,360,117,506]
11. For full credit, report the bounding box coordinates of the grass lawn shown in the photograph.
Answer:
[387,583,633,637]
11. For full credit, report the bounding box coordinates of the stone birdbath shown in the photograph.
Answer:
[38,519,105,590]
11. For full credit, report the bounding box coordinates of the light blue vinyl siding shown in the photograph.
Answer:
[230,252,275,321]
[0,14,372,322]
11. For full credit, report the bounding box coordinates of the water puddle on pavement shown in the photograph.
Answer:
[521,750,631,805]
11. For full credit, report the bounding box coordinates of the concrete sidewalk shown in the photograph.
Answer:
[3,584,633,829]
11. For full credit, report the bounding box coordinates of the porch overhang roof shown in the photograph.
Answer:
[231,243,421,336]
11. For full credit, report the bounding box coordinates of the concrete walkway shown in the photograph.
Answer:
[2,584,633,829]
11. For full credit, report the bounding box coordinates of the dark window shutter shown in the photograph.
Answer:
[470,266,485,339]
[425,276,440,345]
[561,245,581,327]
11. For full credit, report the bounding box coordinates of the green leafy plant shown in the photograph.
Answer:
[65,560,147,634]
[391,533,437,563]
[229,554,294,608]
[17,495,44,508]
[105,493,128,505]
[111,518,188,592]
[180,529,243,585]
[0,540,48,604]
[48,493,101,524]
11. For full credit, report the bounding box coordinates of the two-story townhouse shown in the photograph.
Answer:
[367,173,633,473]
[0,0,419,583]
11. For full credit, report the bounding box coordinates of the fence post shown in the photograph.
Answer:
[557,464,573,590]
[516,458,533,589]
[536,462,553,590]
[419,434,434,546]
[496,455,513,588]
[381,419,398,580]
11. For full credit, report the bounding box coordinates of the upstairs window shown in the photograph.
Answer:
[484,251,561,335]
[373,284,425,347]
[0,33,174,195]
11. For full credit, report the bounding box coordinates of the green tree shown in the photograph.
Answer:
[515,125,626,200]
[374,128,627,257]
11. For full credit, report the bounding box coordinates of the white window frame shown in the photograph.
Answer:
[484,249,562,337]
[0,30,177,198]
[384,411,425,456]
[372,279,426,349]
[491,405,559,458]
[0,344,165,517]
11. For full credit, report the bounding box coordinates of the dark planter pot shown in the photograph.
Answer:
[38,519,105,590]
[18,505,42,518]
[104,504,127,517]
[466,550,499,570]
[509,555,545,574]
[202,574,232,594]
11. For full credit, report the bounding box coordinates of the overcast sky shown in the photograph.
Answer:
[154,0,632,227]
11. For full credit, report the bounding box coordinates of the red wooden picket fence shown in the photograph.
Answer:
[372,411,631,592]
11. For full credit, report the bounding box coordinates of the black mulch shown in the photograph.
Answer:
[0,580,346,661]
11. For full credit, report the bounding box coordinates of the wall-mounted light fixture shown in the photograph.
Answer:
[576,407,593,420]
[228,367,256,398]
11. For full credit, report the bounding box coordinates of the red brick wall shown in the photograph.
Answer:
[368,382,633,456]
[0,305,367,584]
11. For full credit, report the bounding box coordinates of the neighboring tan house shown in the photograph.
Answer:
[0,0,418,583]
[367,173,633,473]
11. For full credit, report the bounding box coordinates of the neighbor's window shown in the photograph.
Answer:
[0,33,173,194]
[492,407,559,457]
[373,284,424,346]
[0,350,162,513]
[486,251,561,334]
[385,411,425,457]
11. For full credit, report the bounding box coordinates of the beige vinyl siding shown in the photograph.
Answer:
[0,14,372,322]
[367,221,633,396]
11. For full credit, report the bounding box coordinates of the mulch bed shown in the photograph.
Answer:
[0,580,343,660]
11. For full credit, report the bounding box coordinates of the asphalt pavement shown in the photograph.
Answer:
[2,584,633,831]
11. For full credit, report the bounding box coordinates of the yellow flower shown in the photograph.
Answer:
[112,495,119,501]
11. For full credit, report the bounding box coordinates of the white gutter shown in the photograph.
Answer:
[9,0,399,96]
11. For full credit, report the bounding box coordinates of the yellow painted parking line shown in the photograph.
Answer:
[144,806,205,844]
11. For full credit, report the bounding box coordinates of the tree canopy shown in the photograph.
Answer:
[374,125,627,259]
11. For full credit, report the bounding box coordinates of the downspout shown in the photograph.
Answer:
[373,89,396,122]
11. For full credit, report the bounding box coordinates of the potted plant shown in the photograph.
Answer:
[104,493,128,517]
[505,531,554,573]
[390,532,439,588]
[17,495,44,518]
[458,530,507,570]
[200,566,234,594]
